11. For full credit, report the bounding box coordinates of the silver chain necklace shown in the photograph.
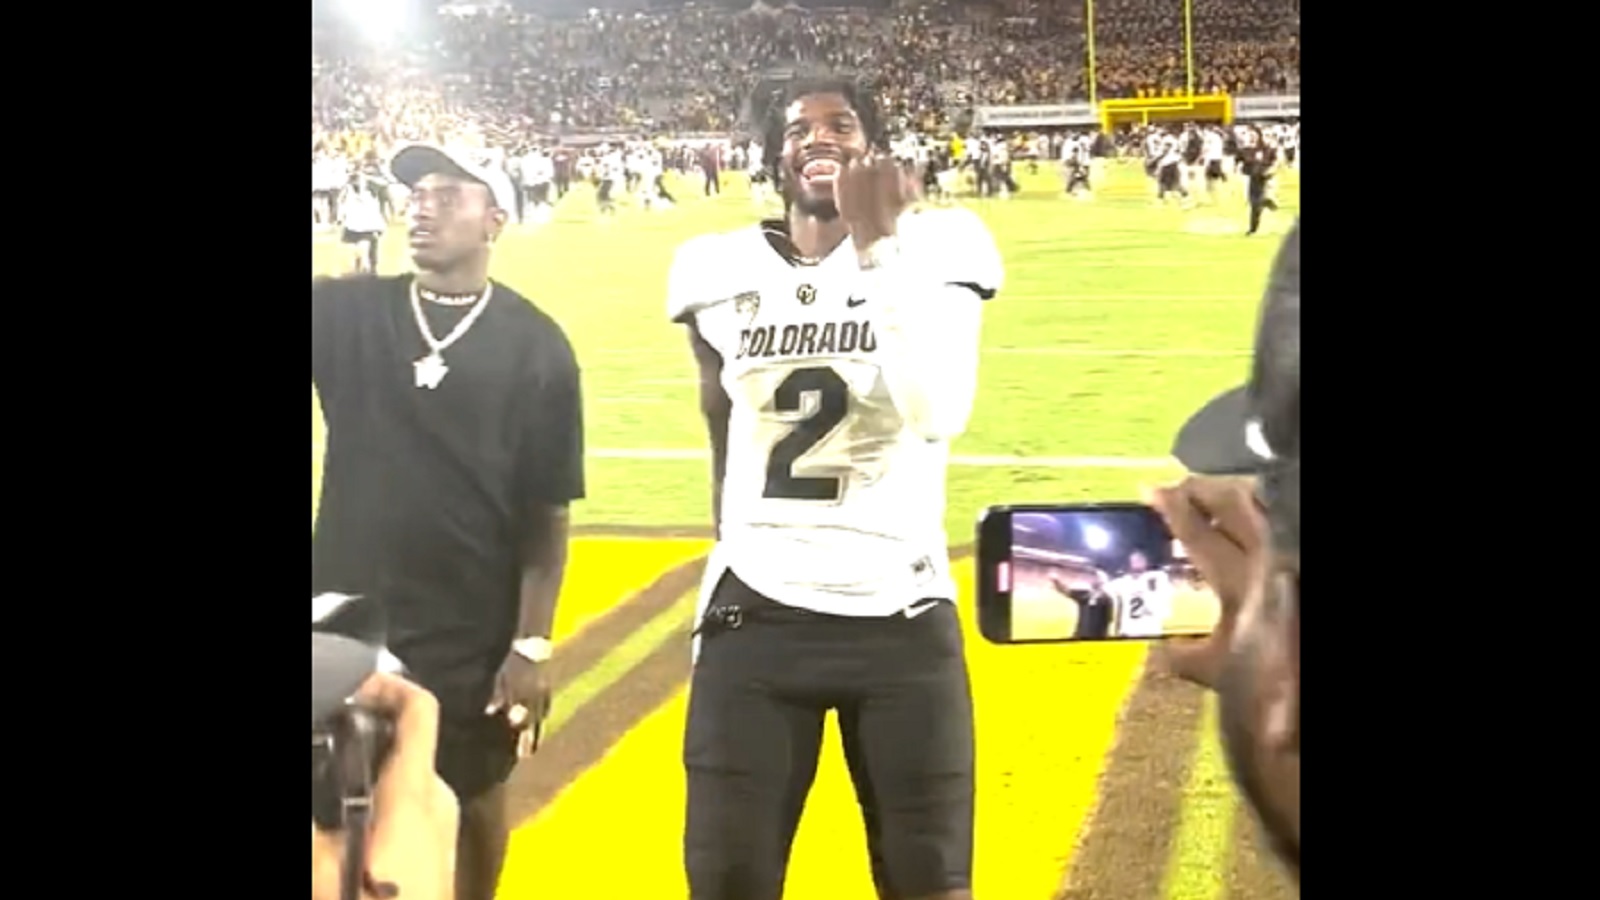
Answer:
[409,280,493,390]
[417,287,485,307]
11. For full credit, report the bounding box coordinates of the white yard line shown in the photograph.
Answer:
[587,448,1176,468]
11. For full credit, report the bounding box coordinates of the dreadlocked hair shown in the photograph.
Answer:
[745,72,889,191]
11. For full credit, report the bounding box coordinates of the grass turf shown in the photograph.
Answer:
[312,159,1300,898]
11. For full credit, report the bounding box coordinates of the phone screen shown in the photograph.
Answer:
[975,504,1220,644]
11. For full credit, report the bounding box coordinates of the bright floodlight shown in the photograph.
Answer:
[1083,523,1111,552]
[340,0,410,41]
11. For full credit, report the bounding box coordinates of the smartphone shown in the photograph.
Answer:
[975,503,1220,644]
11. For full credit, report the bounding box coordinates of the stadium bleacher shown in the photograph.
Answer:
[312,0,1298,150]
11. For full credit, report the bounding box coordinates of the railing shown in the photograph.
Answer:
[974,93,1299,127]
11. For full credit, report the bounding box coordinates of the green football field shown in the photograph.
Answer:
[313,160,1300,899]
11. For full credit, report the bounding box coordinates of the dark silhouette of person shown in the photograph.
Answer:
[1052,573,1112,639]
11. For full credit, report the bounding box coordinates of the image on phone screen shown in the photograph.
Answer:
[976,504,1220,644]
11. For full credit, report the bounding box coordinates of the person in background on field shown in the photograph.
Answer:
[700,141,723,196]
[1201,125,1229,205]
[339,170,388,275]
[524,147,556,224]
[597,147,622,216]
[1238,126,1280,236]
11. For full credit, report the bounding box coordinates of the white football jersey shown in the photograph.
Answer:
[339,181,386,233]
[668,207,1003,618]
[1108,571,1175,638]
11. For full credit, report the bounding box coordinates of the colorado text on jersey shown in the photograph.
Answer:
[666,205,1003,618]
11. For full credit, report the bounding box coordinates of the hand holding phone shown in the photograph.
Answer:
[975,502,1222,644]
[1147,477,1267,688]
[311,671,459,900]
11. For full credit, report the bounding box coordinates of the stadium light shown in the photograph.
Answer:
[1083,523,1111,552]
[338,0,412,43]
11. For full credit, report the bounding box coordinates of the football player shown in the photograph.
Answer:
[1106,550,1176,638]
[666,75,1003,900]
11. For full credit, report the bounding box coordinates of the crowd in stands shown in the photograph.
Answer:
[1083,0,1297,101]
[312,0,1298,150]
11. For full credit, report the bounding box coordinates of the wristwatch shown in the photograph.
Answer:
[511,636,554,663]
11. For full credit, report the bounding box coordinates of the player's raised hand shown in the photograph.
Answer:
[835,153,920,255]
[1147,476,1267,690]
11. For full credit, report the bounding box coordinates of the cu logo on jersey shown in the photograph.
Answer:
[796,284,817,305]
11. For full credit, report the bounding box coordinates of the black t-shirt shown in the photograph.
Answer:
[1183,133,1203,164]
[1068,590,1113,640]
[311,275,585,714]
[1240,147,1272,183]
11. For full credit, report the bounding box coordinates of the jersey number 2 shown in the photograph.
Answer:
[763,366,849,501]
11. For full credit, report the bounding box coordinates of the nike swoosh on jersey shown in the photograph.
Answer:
[903,600,941,618]
[846,296,867,307]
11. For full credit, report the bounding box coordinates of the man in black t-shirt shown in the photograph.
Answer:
[1050,574,1113,639]
[1239,127,1280,236]
[311,142,585,900]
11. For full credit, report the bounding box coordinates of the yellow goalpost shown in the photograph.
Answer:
[1084,0,1235,132]
[1098,94,1234,131]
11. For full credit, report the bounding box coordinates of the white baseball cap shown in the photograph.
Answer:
[389,142,517,214]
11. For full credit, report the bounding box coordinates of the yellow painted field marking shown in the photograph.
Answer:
[552,537,709,642]
[956,562,1151,898]
[499,688,693,898]
[500,557,1149,898]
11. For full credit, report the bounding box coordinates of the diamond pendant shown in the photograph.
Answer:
[414,353,449,390]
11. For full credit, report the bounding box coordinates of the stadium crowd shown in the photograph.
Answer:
[312,0,1298,151]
